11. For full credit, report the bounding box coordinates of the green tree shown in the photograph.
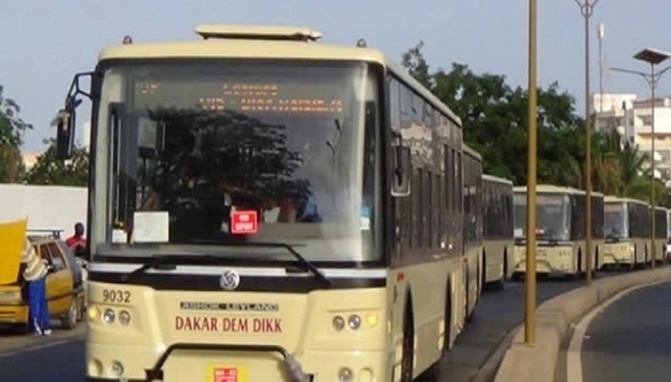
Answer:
[0,85,32,183]
[25,139,89,186]
[402,43,584,186]
[401,42,671,207]
[401,41,433,89]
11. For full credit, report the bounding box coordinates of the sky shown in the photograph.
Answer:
[2,0,671,152]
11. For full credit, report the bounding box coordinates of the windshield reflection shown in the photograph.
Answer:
[90,61,379,263]
[513,193,571,241]
[605,202,628,238]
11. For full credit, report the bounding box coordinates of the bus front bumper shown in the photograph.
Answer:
[601,243,635,265]
[512,246,575,274]
[85,341,387,382]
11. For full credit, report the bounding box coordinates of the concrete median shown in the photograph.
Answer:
[493,266,671,382]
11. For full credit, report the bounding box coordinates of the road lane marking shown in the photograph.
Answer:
[0,339,74,359]
[566,278,670,382]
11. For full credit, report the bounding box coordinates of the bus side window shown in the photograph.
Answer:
[388,78,401,133]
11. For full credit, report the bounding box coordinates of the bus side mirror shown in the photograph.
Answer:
[53,108,76,159]
[391,133,411,197]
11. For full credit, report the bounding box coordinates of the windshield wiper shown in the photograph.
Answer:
[121,254,217,281]
[215,241,331,286]
[605,234,622,243]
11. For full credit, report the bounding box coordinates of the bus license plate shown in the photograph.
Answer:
[209,365,247,382]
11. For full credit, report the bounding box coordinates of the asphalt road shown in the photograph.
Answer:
[434,270,626,381]
[579,280,671,382]
[0,270,627,382]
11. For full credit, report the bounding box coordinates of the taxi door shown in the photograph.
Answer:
[39,243,72,315]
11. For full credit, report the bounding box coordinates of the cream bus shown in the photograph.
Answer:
[652,206,668,265]
[512,185,604,279]
[52,24,482,382]
[602,196,650,269]
[462,146,485,317]
[481,174,514,290]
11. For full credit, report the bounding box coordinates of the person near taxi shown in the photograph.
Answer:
[65,222,86,249]
[21,237,52,336]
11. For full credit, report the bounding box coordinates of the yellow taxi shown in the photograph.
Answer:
[0,229,85,333]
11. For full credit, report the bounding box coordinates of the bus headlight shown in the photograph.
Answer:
[103,309,115,324]
[338,367,353,382]
[347,314,361,330]
[119,310,131,325]
[87,305,100,322]
[333,315,345,331]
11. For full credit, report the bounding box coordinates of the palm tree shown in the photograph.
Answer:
[591,128,623,195]
[618,140,651,200]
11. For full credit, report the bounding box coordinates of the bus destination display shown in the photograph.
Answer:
[135,81,344,114]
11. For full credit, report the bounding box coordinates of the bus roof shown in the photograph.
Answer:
[482,173,513,186]
[604,195,649,206]
[97,24,463,126]
[513,184,604,197]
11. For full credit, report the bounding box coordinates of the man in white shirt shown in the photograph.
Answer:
[21,238,52,336]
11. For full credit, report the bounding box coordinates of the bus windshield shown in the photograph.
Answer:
[604,202,628,238]
[89,60,379,264]
[513,192,570,241]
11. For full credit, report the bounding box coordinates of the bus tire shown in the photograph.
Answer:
[591,248,598,279]
[465,263,475,323]
[574,251,582,280]
[400,297,415,382]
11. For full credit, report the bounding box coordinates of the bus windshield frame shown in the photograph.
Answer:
[513,192,571,242]
[604,202,628,239]
[87,58,383,267]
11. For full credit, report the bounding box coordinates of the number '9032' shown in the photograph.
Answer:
[102,289,131,304]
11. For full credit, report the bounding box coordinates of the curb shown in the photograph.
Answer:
[471,322,519,382]
[493,266,671,382]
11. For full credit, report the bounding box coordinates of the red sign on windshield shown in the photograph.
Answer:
[231,210,258,234]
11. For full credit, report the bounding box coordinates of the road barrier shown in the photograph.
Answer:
[493,266,671,382]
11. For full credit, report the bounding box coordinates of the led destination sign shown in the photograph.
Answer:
[135,81,344,114]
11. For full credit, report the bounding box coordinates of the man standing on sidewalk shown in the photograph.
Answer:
[65,222,86,250]
[21,237,52,336]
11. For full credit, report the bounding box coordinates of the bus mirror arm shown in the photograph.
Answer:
[53,72,94,160]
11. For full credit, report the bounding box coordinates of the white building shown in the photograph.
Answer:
[593,93,671,186]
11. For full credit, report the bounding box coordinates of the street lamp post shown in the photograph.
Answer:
[524,0,538,345]
[573,0,599,286]
[612,48,671,269]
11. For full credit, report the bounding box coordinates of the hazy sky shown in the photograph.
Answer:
[2,0,670,152]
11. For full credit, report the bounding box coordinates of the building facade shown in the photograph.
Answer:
[593,93,671,186]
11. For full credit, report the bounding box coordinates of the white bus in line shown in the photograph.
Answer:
[481,174,514,289]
